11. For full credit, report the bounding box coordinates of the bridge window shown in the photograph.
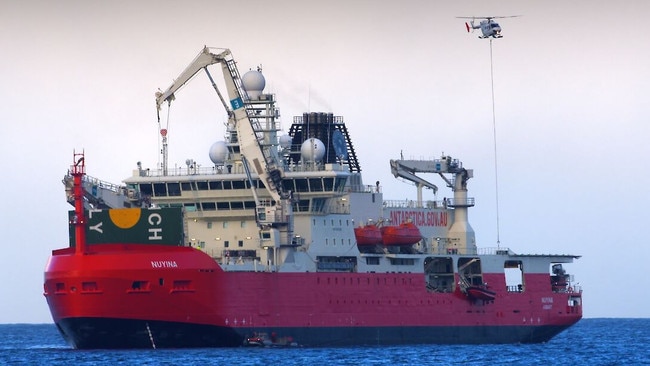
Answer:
[153,183,167,196]
[334,178,347,192]
[196,181,208,190]
[167,182,181,196]
[181,182,194,191]
[323,178,334,191]
[209,181,223,190]
[139,183,153,196]
[295,179,309,192]
[282,180,294,193]
[309,178,323,191]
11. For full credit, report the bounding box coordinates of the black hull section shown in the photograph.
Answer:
[239,324,575,346]
[56,317,577,348]
[56,318,243,349]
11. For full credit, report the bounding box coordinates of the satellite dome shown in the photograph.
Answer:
[242,69,266,100]
[300,138,325,163]
[279,134,292,149]
[209,141,229,164]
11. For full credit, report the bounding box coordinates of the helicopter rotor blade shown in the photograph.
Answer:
[456,15,521,20]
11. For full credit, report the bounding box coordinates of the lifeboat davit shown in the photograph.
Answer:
[380,222,422,246]
[354,224,382,246]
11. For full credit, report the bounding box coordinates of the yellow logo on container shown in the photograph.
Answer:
[108,208,142,229]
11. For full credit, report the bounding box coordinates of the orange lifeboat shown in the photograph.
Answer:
[380,222,422,246]
[354,224,382,246]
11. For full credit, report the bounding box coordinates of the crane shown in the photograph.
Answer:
[155,47,293,250]
[155,47,287,202]
[389,159,438,207]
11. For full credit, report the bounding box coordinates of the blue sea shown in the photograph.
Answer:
[1,319,648,365]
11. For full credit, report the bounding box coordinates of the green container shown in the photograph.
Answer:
[69,207,184,246]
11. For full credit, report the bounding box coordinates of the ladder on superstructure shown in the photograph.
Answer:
[223,59,281,174]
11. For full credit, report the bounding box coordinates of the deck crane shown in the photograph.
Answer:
[155,47,293,251]
[389,159,439,208]
[391,155,477,254]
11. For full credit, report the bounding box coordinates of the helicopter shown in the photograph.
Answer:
[457,16,519,39]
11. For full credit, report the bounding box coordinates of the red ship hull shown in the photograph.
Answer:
[44,244,582,348]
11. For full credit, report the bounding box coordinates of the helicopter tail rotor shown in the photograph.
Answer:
[465,22,470,32]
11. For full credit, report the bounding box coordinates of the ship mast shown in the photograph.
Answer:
[70,150,87,254]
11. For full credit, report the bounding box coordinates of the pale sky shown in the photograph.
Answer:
[1,0,648,323]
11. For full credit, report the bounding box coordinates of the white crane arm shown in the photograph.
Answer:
[390,159,439,193]
[155,47,231,111]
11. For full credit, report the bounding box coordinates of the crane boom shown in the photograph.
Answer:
[155,47,230,112]
[154,47,293,255]
[154,47,287,204]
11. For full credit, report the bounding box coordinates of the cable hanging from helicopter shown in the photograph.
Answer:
[456,15,520,246]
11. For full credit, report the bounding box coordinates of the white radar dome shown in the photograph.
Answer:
[300,138,325,163]
[242,69,266,100]
[209,141,229,165]
[279,134,292,149]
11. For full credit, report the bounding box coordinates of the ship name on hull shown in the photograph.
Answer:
[151,260,178,268]
[389,210,448,227]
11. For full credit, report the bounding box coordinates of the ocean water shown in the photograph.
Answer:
[0,319,648,365]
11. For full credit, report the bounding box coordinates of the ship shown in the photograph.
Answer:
[44,47,582,349]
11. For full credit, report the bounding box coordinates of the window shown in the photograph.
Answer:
[201,202,216,211]
[309,178,323,191]
[295,179,309,192]
[232,180,246,189]
[153,183,167,196]
[167,183,181,196]
[334,177,347,192]
[139,183,153,196]
[181,182,194,191]
[282,180,293,193]
[366,257,380,265]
